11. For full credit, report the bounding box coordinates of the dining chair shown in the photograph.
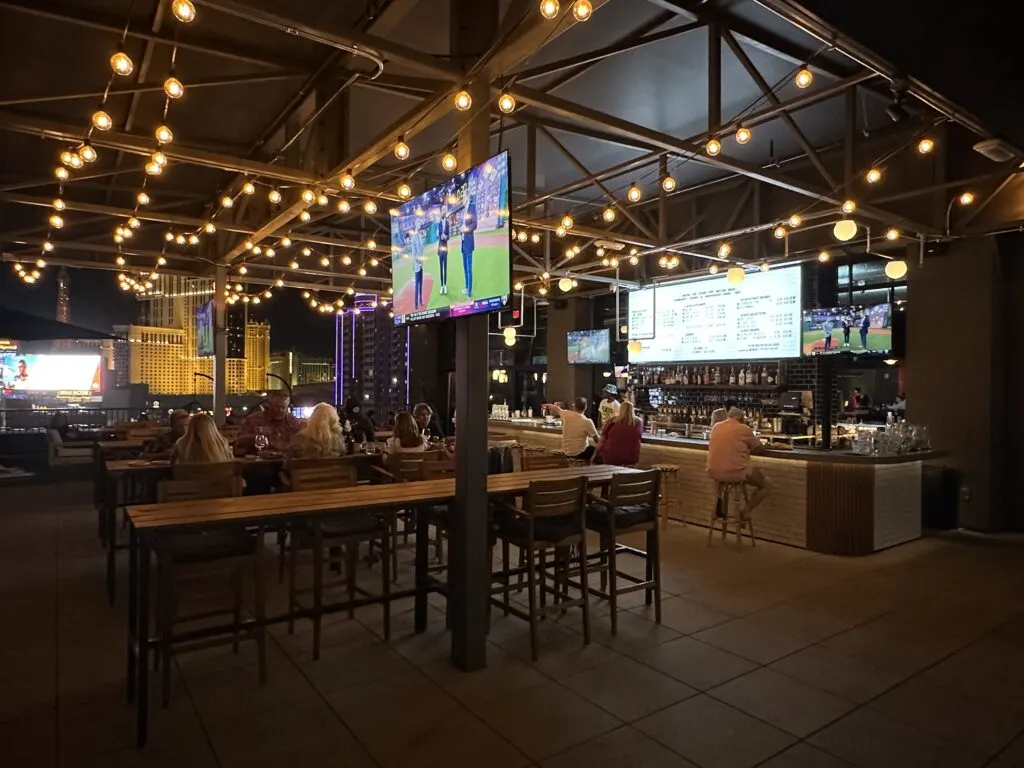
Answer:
[154,477,266,707]
[285,462,390,658]
[585,470,662,633]
[521,453,571,472]
[492,476,592,660]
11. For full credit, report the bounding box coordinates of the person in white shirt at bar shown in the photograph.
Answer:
[543,397,599,461]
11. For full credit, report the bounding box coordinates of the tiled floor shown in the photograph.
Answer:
[4,481,1024,768]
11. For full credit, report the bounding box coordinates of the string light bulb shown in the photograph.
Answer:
[394,137,410,160]
[302,247,312,257]
[841,199,856,214]
[220,195,234,208]
[540,0,559,19]
[572,0,593,21]
[337,199,351,214]
[136,191,150,206]
[917,137,935,154]
[49,214,64,229]
[706,138,722,156]
[171,0,196,23]
[787,213,802,228]
[717,242,731,258]
[268,189,282,204]
[602,206,616,222]
[242,181,256,195]
[530,233,541,244]
[366,238,377,251]
[92,109,113,131]
[794,68,813,88]
[884,260,908,280]
[42,241,54,252]
[497,92,516,114]
[555,225,566,237]
[151,151,167,167]
[454,90,473,111]
[865,167,882,184]
[773,225,787,239]
[818,250,831,263]
[79,143,97,163]
[958,191,975,206]
[300,189,315,204]
[661,174,676,192]
[175,234,186,245]
[128,216,141,229]
[561,214,574,229]
[298,211,311,222]
[110,49,134,76]
[441,152,458,172]
[54,166,69,180]
[204,222,216,234]
[339,171,355,190]
[397,182,413,199]
[52,198,65,211]
[342,254,352,265]
[316,193,329,207]
[364,200,378,215]
[370,257,379,267]
[626,182,641,203]
[145,160,162,175]
[163,76,184,99]
[154,124,173,144]
[735,126,752,144]
[709,264,719,274]
[885,227,900,241]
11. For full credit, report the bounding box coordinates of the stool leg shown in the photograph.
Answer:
[526,544,539,661]
[721,492,729,543]
[253,535,267,684]
[707,498,717,545]
[608,533,618,635]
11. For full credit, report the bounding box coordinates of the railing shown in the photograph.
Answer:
[0,408,148,431]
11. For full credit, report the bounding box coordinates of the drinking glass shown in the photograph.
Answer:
[254,429,269,454]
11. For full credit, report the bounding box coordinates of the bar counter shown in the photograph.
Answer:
[488,419,941,556]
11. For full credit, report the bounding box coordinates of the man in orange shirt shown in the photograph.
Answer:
[707,408,772,517]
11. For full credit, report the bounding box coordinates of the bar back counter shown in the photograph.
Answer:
[489,420,941,556]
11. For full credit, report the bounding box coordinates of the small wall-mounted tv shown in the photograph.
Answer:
[390,150,511,325]
[801,304,892,356]
[567,329,611,364]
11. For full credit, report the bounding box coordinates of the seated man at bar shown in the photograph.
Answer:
[707,407,772,517]
[144,410,190,457]
[237,391,301,454]
[543,397,599,461]
[709,398,738,432]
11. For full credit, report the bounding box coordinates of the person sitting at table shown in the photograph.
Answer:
[344,398,375,443]
[288,402,346,460]
[413,402,445,441]
[145,410,190,457]
[173,413,233,464]
[594,400,643,466]
[237,391,301,454]
[709,398,738,432]
[707,407,772,518]
[384,411,428,462]
[543,397,599,462]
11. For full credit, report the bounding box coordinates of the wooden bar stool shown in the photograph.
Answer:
[649,464,682,528]
[708,481,755,547]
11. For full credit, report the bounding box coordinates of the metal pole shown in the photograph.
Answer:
[708,23,721,134]
[213,263,228,426]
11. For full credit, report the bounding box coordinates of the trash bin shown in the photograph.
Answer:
[921,465,960,529]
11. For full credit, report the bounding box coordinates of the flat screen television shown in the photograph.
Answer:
[196,300,215,358]
[627,265,802,362]
[567,329,611,364]
[0,352,101,392]
[390,150,511,324]
[801,303,892,356]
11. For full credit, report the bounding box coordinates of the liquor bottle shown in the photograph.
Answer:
[682,367,689,386]
[729,366,737,386]
[761,365,768,385]
[714,366,721,385]
[746,364,754,386]
[738,366,745,386]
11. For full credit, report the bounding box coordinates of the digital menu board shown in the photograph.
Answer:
[627,266,802,362]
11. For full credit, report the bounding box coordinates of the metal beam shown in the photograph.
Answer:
[514,18,702,83]
[708,23,721,133]
[539,128,658,241]
[722,30,838,189]
[0,0,313,71]
[0,73,305,108]
[515,151,663,211]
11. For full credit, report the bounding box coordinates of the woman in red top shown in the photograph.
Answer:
[594,400,643,466]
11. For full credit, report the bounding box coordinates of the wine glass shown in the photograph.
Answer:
[254,429,269,455]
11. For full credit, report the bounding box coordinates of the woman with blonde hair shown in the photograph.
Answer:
[174,413,233,464]
[288,402,345,459]
[594,399,643,466]
[384,411,427,460]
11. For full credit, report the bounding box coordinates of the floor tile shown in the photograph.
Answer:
[709,668,855,737]
[634,694,796,768]
[636,637,757,691]
[542,725,698,768]
[808,708,987,768]
[769,645,903,703]
[476,680,620,760]
[631,596,735,635]
[563,656,697,722]
[419,644,548,706]
[870,676,1024,755]
[745,603,858,643]
[694,619,811,664]
[759,743,856,768]
[588,610,682,656]
[494,620,622,678]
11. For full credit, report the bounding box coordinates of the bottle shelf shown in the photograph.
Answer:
[636,384,782,391]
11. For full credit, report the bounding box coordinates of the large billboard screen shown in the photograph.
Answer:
[390,150,511,324]
[628,266,802,363]
[196,300,215,358]
[0,353,102,392]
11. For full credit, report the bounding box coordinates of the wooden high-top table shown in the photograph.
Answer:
[125,464,636,745]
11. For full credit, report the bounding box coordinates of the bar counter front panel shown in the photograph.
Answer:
[488,420,929,556]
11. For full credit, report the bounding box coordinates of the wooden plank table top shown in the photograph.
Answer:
[128,465,636,530]
[106,450,385,474]
[97,439,152,451]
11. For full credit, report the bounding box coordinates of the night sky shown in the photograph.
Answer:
[0,267,337,356]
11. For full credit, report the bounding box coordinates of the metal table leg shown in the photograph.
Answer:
[136,535,151,747]
[414,507,429,633]
[126,524,138,702]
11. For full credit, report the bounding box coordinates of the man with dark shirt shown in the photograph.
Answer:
[460,195,478,297]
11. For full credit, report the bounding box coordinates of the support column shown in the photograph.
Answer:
[213,264,228,426]
[707,23,721,134]
[449,0,498,672]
